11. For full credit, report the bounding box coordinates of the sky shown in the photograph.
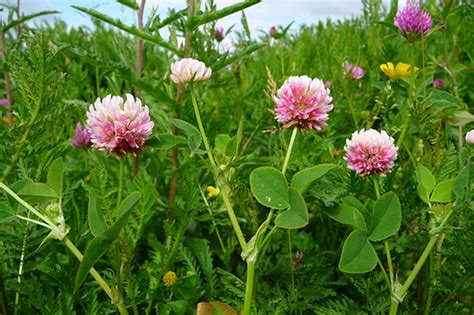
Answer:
[1,0,408,36]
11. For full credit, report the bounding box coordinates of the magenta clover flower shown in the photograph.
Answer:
[344,63,364,80]
[344,129,398,177]
[70,122,91,148]
[432,79,445,89]
[394,1,432,42]
[273,76,333,131]
[86,94,154,157]
[215,27,224,42]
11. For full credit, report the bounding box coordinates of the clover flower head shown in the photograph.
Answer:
[344,129,398,177]
[466,130,474,145]
[344,63,364,80]
[324,80,332,89]
[432,79,445,89]
[70,122,91,148]
[273,76,333,131]
[394,1,432,42]
[215,27,224,42]
[86,94,154,157]
[380,62,419,80]
[0,98,9,107]
[170,58,212,84]
[269,26,278,38]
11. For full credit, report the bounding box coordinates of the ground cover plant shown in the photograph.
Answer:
[0,0,473,314]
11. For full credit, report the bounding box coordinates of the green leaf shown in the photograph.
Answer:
[326,204,367,231]
[250,167,289,209]
[72,6,180,55]
[453,163,473,205]
[447,111,474,127]
[215,134,231,152]
[430,90,462,110]
[87,190,108,237]
[274,188,308,229]
[430,179,456,203]
[368,192,401,241]
[2,10,59,33]
[187,0,261,30]
[0,202,15,223]
[75,192,141,291]
[416,164,436,204]
[416,164,436,192]
[18,182,58,203]
[47,157,64,198]
[171,119,204,154]
[291,164,337,193]
[117,0,139,10]
[339,230,377,273]
[151,134,187,150]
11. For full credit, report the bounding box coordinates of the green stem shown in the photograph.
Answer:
[391,209,454,314]
[389,302,399,315]
[371,176,381,200]
[348,95,359,130]
[385,240,394,284]
[190,86,247,251]
[376,255,392,292]
[243,262,256,315]
[190,86,218,171]
[282,127,298,175]
[117,157,125,210]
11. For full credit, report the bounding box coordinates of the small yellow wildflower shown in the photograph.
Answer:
[207,185,220,198]
[380,62,419,80]
[163,271,177,287]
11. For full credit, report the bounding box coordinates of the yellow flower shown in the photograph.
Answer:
[207,185,220,198]
[380,62,419,80]
[163,271,177,287]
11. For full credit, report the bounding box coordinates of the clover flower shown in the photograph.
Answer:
[344,63,364,80]
[269,26,277,38]
[432,79,445,89]
[86,94,154,157]
[0,98,9,107]
[394,1,432,42]
[466,130,474,145]
[324,81,332,89]
[215,27,224,42]
[70,122,91,148]
[344,129,398,177]
[380,62,419,80]
[273,76,333,130]
[170,58,212,84]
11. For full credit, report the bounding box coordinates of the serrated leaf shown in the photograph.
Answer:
[87,190,108,237]
[339,230,377,273]
[368,192,401,241]
[47,157,64,198]
[75,192,141,291]
[250,167,289,209]
[274,188,308,229]
[326,204,367,231]
[291,164,337,193]
[430,179,456,203]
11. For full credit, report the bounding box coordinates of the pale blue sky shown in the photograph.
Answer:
[1,0,407,35]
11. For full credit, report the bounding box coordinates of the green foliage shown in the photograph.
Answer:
[0,0,472,314]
